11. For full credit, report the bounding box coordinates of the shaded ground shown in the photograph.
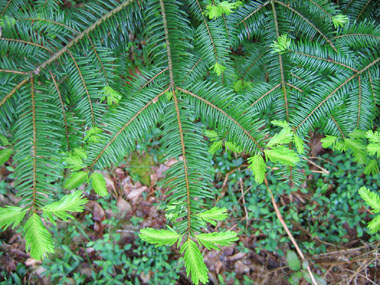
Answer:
[0,151,380,284]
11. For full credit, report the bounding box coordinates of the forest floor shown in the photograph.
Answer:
[0,147,379,284]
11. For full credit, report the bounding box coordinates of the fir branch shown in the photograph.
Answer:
[275,0,337,52]
[356,0,372,21]
[159,0,175,88]
[0,69,28,75]
[239,1,270,24]
[194,0,218,61]
[296,56,380,132]
[357,75,362,128]
[0,0,134,107]
[49,71,70,151]
[139,67,169,91]
[292,51,358,72]
[178,87,264,152]
[250,83,281,107]
[271,2,289,120]
[90,88,169,168]
[67,49,95,126]
[0,0,11,16]
[173,91,192,234]
[0,38,52,52]
[31,77,37,211]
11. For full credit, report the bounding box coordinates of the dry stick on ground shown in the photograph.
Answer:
[239,177,249,229]
[264,177,318,285]
[346,269,378,285]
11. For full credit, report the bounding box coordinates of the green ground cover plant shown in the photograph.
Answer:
[1,0,380,283]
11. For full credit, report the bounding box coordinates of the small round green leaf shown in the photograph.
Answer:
[286,250,301,271]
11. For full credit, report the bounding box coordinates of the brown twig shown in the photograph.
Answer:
[264,176,318,285]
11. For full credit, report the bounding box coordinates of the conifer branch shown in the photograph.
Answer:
[275,0,337,52]
[0,0,10,16]
[23,18,80,34]
[296,56,380,131]
[368,71,376,106]
[49,71,70,151]
[239,1,270,24]
[90,88,169,168]
[86,35,108,84]
[241,52,265,79]
[308,0,332,19]
[139,67,169,91]
[173,90,192,234]
[178,87,264,151]
[0,38,52,52]
[182,58,203,84]
[67,49,95,126]
[357,75,362,128]
[330,114,345,138]
[194,0,218,61]
[357,0,372,21]
[0,78,29,107]
[250,83,281,107]
[292,51,358,72]
[159,0,175,88]
[271,1,289,120]
[333,33,380,41]
[31,77,37,212]
[0,0,133,107]
[285,82,303,93]
[0,69,28,75]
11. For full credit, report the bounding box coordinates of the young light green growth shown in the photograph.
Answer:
[180,240,209,285]
[321,135,337,149]
[63,171,88,189]
[42,191,88,225]
[0,148,12,166]
[367,144,380,158]
[0,206,26,230]
[101,86,122,105]
[139,228,180,247]
[344,138,367,164]
[366,130,380,143]
[210,62,226,76]
[84,127,103,143]
[196,231,238,250]
[270,34,291,54]
[293,134,304,154]
[0,16,16,28]
[265,146,299,166]
[248,155,266,184]
[205,1,242,19]
[267,128,293,147]
[359,187,380,233]
[24,214,55,260]
[359,187,380,213]
[91,172,108,197]
[0,134,10,146]
[64,153,85,171]
[364,160,379,175]
[332,14,349,28]
[225,141,242,153]
[209,140,223,154]
[233,79,252,93]
[196,207,228,226]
